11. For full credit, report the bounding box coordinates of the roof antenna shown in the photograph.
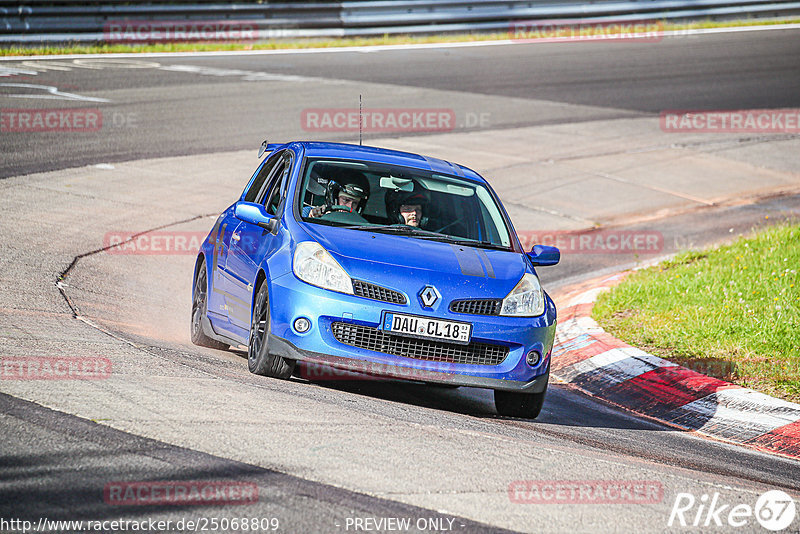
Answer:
[359,94,363,146]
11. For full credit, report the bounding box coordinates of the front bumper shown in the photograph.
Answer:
[272,336,549,392]
[268,271,556,391]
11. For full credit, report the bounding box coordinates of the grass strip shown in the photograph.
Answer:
[593,222,800,402]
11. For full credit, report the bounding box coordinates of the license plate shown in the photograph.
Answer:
[383,312,472,344]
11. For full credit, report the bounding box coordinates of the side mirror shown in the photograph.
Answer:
[527,244,560,266]
[234,201,278,233]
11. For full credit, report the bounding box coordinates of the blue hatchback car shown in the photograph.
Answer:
[191,141,560,418]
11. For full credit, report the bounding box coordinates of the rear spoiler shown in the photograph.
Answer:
[258,140,283,158]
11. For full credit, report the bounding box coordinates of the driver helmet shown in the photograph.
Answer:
[385,188,429,225]
[325,169,370,214]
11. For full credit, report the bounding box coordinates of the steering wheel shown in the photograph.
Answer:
[327,204,352,213]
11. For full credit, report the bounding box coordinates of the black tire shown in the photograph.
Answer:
[494,389,546,419]
[248,279,295,378]
[191,261,229,350]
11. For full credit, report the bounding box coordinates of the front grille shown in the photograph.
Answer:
[450,299,502,316]
[352,280,407,304]
[331,322,508,366]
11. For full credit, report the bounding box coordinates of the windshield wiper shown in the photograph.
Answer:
[354,224,511,251]
[418,234,510,250]
[459,240,511,251]
[344,224,438,236]
[343,224,407,231]
[341,224,511,250]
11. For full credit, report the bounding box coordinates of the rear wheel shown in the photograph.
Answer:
[191,262,229,350]
[248,279,295,378]
[494,389,546,419]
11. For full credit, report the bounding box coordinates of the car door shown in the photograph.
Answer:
[207,152,281,333]
[225,151,293,332]
[205,211,240,323]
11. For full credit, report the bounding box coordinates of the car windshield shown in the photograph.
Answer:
[298,158,513,249]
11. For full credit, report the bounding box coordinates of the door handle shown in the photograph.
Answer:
[231,231,241,243]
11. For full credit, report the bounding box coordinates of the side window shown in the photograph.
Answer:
[264,155,292,216]
[244,153,281,203]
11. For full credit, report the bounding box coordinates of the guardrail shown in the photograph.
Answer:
[2,0,800,43]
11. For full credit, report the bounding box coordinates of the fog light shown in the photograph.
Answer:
[294,317,311,333]
[526,350,541,366]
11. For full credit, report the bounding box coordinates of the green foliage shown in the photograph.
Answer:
[593,223,800,401]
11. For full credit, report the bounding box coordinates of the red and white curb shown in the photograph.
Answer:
[551,273,800,461]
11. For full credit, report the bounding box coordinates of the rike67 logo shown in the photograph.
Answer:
[669,490,796,531]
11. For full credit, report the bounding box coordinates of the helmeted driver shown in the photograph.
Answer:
[305,170,370,218]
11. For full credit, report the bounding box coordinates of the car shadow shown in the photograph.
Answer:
[231,347,724,437]
[294,371,682,433]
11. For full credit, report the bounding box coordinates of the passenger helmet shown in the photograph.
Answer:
[385,189,428,225]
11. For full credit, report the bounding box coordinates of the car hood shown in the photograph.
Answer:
[303,224,528,298]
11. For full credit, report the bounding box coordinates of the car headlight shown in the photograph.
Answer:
[293,241,353,294]
[500,273,545,316]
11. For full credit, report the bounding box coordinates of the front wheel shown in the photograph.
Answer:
[248,279,295,378]
[494,389,546,419]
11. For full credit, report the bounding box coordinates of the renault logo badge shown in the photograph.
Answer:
[419,286,440,308]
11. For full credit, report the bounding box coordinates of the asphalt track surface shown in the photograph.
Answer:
[1,29,800,533]
[1,28,800,178]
